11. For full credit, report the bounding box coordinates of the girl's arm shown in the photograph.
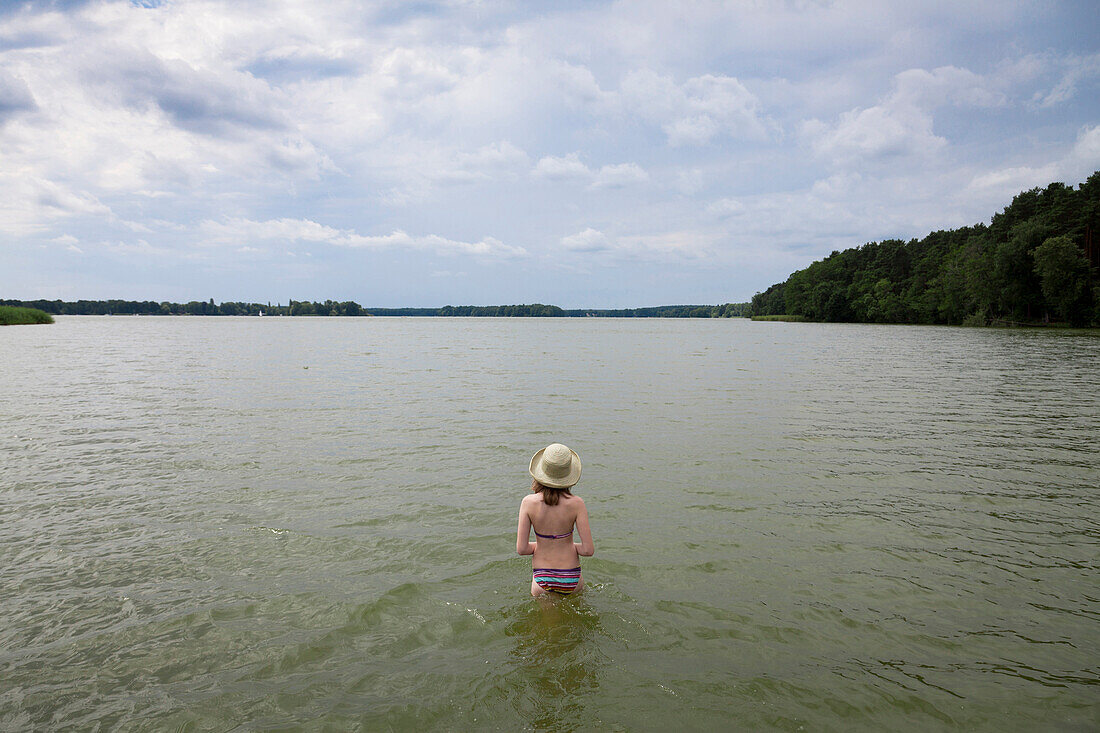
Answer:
[516,501,535,555]
[574,498,594,557]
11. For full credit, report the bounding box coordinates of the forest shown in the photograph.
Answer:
[751,172,1100,326]
[0,299,751,319]
[0,299,363,317]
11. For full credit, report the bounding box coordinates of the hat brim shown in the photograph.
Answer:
[529,447,582,488]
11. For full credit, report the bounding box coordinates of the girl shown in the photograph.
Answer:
[516,443,595,597]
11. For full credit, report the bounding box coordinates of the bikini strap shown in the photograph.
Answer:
[533,528,574,539]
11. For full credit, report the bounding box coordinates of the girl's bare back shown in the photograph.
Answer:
[517,489,594,597]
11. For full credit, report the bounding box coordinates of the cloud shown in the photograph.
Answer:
[1070,124,1100,167]
[533,153,590,180]
[700,170,1006,264]
[34,178,112,216]
[559,226,716,262]
[101,238,170,256]
[1035,53,1100,108]
[375,46,464,102]
[0,5,73,50]
[804,65,1006,166]
[0,70,37,122]
[246,47,363,84]
[592,162,649,188]
[668,168,703,196]
[619,70,767,146]
[967,124,1100,198]
[0,176,115,235]
[0,1,1096,305]
[891,66,1006,109]
[533,154,648,189]
[561,227,610,252]
[433,141,529,183]
[967,165,1060,194]
[83,49,286,137]
[198,217,527,258]
[613,230,717,260]
[803,104,945,163]
[50,233,83,253]
[338,230,527,258]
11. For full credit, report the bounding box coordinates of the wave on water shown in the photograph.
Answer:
[2,317,1098,731]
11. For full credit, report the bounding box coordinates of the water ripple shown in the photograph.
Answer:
[1,317,1097,730]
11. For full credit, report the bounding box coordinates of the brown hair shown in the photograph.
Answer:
[532,478,572,506]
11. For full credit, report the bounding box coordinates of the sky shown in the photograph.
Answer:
[1,0,1098,308]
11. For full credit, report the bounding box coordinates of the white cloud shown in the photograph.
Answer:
[338,230,527,258]
[804,65,1006,166]
[198,217,527,258]
[432,141,529,183]
[533,153,590,180]
[674,167,704,195]
[0,1,335,223]
[619,70,767,146]
[458,141,529,170]
[702,170,1004,265]
[0,69,37,121]
[967,124,1100,199]
[33,178,112,217]
[101,238,170,256]
[559,226,716,262]
[0,1,1096,305]
[593,162,649,188]
[51,233,84,254]
[706,197,744,216]
[613,230,717,260]
[967,164,1060,194]
[1069,124,1100,168]
[561,228,610,252]
[533,154,648,189]
[804,104,944,163]
[375,46,462,101]
[891,66,1006,109]
[1035,53,1100,108]
[0,175,117,235]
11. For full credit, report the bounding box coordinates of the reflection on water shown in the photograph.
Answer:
[506,597,604,731]
[1,317,1098,731]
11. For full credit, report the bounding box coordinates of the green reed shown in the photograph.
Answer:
[0,306,55,325]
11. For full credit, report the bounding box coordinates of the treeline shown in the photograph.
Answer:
[396,304,565,317]
[564,303,750,318]
[752,172,1100,326]
[1,299,751,318]
[432,303,750,317]
[0,298,364,317]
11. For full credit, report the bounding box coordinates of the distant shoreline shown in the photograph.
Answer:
[0,300,751,319]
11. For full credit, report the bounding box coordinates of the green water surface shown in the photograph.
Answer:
[1,317,1097,731]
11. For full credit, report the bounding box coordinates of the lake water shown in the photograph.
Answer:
[1,316,1098,731]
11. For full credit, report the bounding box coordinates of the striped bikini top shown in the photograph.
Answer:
[534,526,574,539]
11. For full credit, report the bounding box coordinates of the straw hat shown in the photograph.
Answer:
[529,443,582,488]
